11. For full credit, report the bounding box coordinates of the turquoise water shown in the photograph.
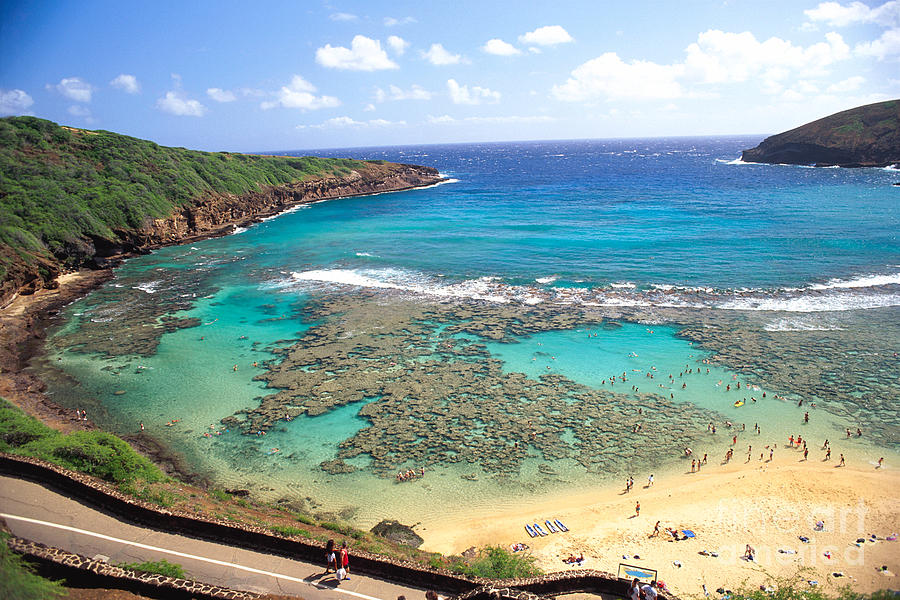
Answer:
[40,137,900,525]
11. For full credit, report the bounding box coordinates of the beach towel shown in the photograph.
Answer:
[681,529,696,538]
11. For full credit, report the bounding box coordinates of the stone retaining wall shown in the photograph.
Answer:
[6,535,260,600]
[1,453,678,600]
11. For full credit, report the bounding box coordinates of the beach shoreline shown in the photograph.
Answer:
[419,454,899,596]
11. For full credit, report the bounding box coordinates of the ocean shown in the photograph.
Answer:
[37,137,900,528]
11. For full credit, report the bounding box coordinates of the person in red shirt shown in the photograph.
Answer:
[340,540,350,580]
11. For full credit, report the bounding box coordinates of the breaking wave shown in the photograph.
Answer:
[272,267,900,313]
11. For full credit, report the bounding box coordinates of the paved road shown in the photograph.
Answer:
[0,475,432,600]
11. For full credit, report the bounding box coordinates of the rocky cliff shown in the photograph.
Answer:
[1,162,442,306]
[741,99,900,167]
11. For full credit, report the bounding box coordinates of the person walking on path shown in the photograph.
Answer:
[339,540,350,580]
[324,539,337,574]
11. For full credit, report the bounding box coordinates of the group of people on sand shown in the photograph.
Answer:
[562,552,584,565]
[396,467,425,482]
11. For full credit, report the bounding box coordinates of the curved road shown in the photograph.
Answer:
[0,474,432,600]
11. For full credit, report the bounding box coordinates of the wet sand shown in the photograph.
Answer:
[420,454,899,595]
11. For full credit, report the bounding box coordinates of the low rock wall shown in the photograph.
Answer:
[1,453,676,600]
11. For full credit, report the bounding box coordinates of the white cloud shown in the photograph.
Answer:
[110,74,140,94]
[482,38,521,56]
[52,77,93,102]
[552,52,685,101]
[316,35,399,71]
[427,114,553,125]
[384,16,416,26]
[855,28,900,58]
[446,79,500,104]
[67,105,91,117]
[387,35,409,55]
[518,25,574,46]
[207,88,237,102]
[156,91,206,116]
[683,30,850,85]
[827,75,866,92]
[374,84,432,102]
[301,116,406,129]
[261,75,340,110]
[804,1,900,27]
[422,43,463,65]
[0,89,34,115]
[329,12,357,22]
[363,103,376,112]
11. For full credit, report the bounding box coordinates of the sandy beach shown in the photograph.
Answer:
[420,455,899,596]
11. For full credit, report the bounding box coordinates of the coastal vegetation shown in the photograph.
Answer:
[741,99,900,167]
[0,116,439,304]
[116,558,186,579]
[0,398,164,485]
[0,531,66,600]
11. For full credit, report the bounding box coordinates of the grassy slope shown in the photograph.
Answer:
[0,116,366,283]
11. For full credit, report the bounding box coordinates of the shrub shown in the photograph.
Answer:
[455,546,542,579]
[117,559,185,579]
[295,514,315,525]
[0,532,67,599]
[270,525,310,538]
[209,488,231,502]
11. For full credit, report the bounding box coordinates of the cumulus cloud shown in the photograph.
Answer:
[52,77,93,102]
[827,75,865,91]
[329,12,357,21]
[446,79,500,104]
[261,75,340,110]
[855,28,900,58]
[374,84,432,102]
[0,89,34,115]
[804,1,900,27]
[684,30,850,84]
[67,105,91,117]
[299,116,406,129]
[316,35,399,70]
[482,38,521,56]
[387,35,409,55]
[422,43,463,65]
[110,74,140,94]
[518,25,574,46]
[207,88,237,102]
[384,16,416,26]
[427,114,553,125]
[156,91,206,116]
[552,53,685,101]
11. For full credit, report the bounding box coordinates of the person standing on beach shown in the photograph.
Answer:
[635,501,641,517]
[839,453,845,466]
[650,521,660,538]
[825,448,831,460]
[647,473,654,487]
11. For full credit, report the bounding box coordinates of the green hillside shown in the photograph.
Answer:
[0,117,365,283]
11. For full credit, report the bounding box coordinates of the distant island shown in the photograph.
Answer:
[0,117,442,305]
[741,99,899,167]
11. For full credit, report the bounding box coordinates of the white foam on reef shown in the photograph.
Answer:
[718,291,900,312]
[277,266,900,313]
[883,164,899,171]
[231,226,249,235]
[715,157,752,165]
[808,272,900,290]
[535,275,558,284]
[355,252,375,257]
[133,281,162,294]
[763,316,844,331]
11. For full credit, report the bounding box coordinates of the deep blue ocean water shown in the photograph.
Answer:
[41,137,900,524]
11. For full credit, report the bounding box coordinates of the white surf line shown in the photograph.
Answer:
[0,513,386,600]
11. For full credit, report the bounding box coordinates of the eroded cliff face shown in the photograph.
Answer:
[1,162,442,306]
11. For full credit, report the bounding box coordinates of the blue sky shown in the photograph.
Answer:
[1,0,898,151]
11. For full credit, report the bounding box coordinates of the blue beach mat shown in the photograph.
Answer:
[682,530,696,538]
